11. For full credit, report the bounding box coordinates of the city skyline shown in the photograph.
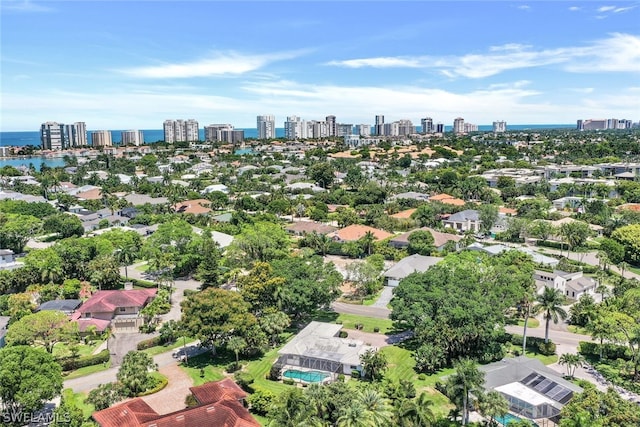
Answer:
[2,1,639,131]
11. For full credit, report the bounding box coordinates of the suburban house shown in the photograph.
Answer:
[329,224,394,243]
[466,243,560,267]
[92,378,259,427]
[173,199,212,215]
[388,192,430,202]
[74,288,157,333]
[37,299,82,315]
[0,249,23,271]
[285,221,337,236]
[383,254,443,287]
[442,209,481,233]
[533,270,597,300]
[390,208,417,220]
[480,357,582,423]
[275,321,375,378]
[389,227,462,251]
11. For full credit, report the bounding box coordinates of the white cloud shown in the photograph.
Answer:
[119,51,302,78]
[597,6,617,12]
[569,6,581,11]
[1,0,52,12]
[517,5,531,10]
[325,33,640,78]
[325,57,422,68]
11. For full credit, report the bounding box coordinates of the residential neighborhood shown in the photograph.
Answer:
[1,126,640,427]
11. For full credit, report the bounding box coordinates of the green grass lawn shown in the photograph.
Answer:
[142,338,197,357]
[63,359,112,380]
[380,345,454,417]
[516,318,540,328]
[567,325,590,335]
[61,388,95,420]
[52,340,104,359]
[312,310,396,334]
[135,263,150,272]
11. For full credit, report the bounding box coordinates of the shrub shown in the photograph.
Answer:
[248,390,275,416]
[268,365,281,381]
[351,370,361,379]
[283,378,295,385]
[184,289,198,297]
[337,374,345,382]
[59,349,110,371]
[137,374,168,396]
[226,362,241,373]
[137,336,163,351]
[579,341,632,360]
[185,394,198,407]
[338,331,348,338]
[234,372,254,393]
[373,327,380,333]
[418,374,427,381]
[537,341,556,356]
[128,278,157,289]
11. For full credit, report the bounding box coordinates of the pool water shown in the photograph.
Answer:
[495,413,539,426]
[282,369,330,383]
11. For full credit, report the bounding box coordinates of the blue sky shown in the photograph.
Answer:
[1,1,639,131]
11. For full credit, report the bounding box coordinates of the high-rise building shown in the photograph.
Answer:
[453,117,465,134]
[164,119,199,142]
[121,130,144,146]
[204,124,233,142]
[257,115,276,139]
[397,119,414,136]
[91,130,113,147]
[336,124,353,137]
[326,115,337,137]
[464,122,478,132]
[436,123,445,133]
[577,120,584,131]
[64,122,87,147]
[40,122,66,150]
[374,115,385,136]
[284,116,305,140]
[582,119,608,130]
[493,121,507,133]
[421,117,434,134]
[356,124,371,136]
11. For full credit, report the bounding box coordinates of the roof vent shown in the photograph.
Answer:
[206,406,216,412]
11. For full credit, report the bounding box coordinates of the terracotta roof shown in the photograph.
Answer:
[285,221,337,235]
[429,193,466,206]
[75,318,111,333]
[79,289,157,315]
[93,380,259,427]
[173,199,212,215]
[75,188,103,200]
[327,204,348,213]
[390,208,417,219]
[617,203,640,212]
[190,378,248,404]
[499,207,518,215]
[331,224,394,242]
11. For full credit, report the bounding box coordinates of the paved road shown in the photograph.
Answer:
[63,340,204,393]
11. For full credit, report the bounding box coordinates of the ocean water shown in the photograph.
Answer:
[0,124,575,148]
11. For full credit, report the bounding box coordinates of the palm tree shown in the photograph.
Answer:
[116,244,137,280]
[360,231,376,256]
[559,353,585,378]
[357,389,393,426]
[226,336,247,369]
[477,390,508,426]
[445,358,485,426]
[534,287,568,343]
[618,261,630,279]
[396,392,435,427]
[520,282,537,354]
[337,401,369,427]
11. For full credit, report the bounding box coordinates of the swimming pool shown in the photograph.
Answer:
[495,413,539,427]
[282,369,330,383]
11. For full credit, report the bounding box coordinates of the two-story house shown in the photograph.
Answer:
[533,270,597,300]
[76,288,157,333]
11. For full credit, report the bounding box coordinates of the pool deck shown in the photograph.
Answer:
[281,366,335,384]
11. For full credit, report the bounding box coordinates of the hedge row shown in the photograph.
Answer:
[579,341,632,361]
[138,374,168,396]
[137,336,163,351]
[127,278,157,289]
[509,334,556,355]
[59,349,110,371]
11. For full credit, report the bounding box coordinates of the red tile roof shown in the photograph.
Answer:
[79,289,157,315]
[390,208,417,219]
[190,378,248,404]
[75,318,111,333]
[429,193,466,206]
[93,380,259,427]
[173,199,212,215]
[331,224,394,242]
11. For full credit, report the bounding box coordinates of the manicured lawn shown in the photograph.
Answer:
[362,290,382,306]
[61,388,95,420]
[63,359,112,380]
[567,325,590,335]
[53,340,104,359]
[380,345,454,417]
[142,338,196,357]
[312,310,396,334]
[524,350,558,365]
[135,263,150,272]
[516,318,540,328]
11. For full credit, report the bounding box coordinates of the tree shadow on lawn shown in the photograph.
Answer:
[183,346,271,371]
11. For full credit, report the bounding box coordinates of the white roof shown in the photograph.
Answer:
[495,382,555,407]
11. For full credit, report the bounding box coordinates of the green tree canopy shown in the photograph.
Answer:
[5,310,78,353]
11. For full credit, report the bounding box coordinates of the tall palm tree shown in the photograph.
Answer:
[226,336,246,368]
[358,389,393,426]
[396,392,435,427]
[477,390,508,427]
[116,244,137,280]
[337,401,370,427]
[534,287,568,343]
[445,358,485,426]
[520,281,537,354]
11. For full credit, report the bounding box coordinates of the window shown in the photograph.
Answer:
[119,307,126,312]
